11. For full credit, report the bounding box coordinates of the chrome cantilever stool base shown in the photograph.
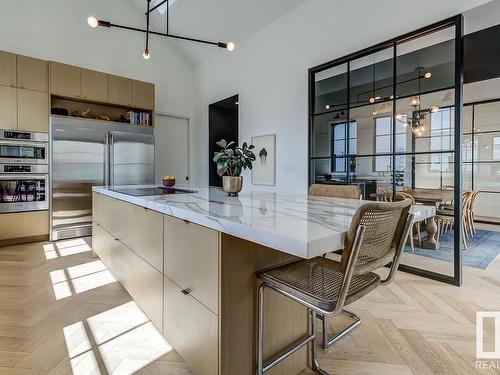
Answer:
[257,282,330,375]
[318,309,361,349]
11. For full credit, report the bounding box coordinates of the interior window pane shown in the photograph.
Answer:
[475,132,500,162]
[474,163,500,192]
[376,135,391,153]
[396,26,455,98]
[474,101,500,133]
[311,111,348,157]
[314,64,348,114]
[333,140,345,156]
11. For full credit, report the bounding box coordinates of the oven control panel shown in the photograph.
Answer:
[0,164,48,174]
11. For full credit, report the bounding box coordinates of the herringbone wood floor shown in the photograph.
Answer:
[1,237,499,375]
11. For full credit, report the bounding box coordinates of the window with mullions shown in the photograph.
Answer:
[430,107,454,171]
[331,122,357,172]
[374,116,406,172]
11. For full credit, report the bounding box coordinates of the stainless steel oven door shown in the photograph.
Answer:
[0,141,48,165]
[0,174,48,213]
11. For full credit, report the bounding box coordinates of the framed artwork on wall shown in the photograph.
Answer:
[251,134,276,186]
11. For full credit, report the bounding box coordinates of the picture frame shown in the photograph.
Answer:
[251,134,276,186]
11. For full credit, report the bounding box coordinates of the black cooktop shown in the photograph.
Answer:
[109,186,197,196]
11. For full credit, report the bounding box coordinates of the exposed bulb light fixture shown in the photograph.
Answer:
[372,110,378,115]
[369,97,375,104]
[424,72,432,79]
[410,96,420,107]
[430,105,440,113]
[325,104,330,110]
[87,0,234,56]
[143,49,151,60]
[87,16,99,28]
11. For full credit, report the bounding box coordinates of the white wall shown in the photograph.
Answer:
[194,0,492,194]
[0,0,197,182]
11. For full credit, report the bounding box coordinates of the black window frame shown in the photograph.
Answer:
[308,15,464,287]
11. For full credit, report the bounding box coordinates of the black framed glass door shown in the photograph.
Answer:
[309,16,464,286]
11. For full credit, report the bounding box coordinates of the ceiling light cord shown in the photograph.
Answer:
[144,0,151,59]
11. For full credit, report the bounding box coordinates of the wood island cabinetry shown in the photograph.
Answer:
[92,191,308,375]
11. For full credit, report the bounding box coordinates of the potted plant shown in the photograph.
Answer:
[213,139,256,196]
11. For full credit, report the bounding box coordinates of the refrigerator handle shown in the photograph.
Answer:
[104,132,109,186]
[109,132,114,186]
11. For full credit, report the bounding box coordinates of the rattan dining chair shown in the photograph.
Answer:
[256,199,414,375]
[309,184,361,199]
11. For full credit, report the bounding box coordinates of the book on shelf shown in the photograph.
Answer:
[127,111,152,126]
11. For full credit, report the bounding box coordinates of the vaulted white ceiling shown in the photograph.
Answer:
[127,0,307,65]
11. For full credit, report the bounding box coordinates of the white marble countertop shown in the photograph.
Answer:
[92,185,435,259]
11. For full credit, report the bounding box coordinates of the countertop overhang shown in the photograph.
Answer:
[92,185,435,259]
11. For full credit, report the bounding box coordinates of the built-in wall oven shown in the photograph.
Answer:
[0,130,49,213]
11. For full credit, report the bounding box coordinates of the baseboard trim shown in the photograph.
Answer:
[0,235,49,248]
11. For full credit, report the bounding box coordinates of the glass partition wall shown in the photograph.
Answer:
[309,16,464,285]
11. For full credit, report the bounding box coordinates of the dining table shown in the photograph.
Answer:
[370,188,455,250]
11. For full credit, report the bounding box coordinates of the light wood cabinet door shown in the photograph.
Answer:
[50,62,81,97]
[82,69,108,102]
[120,203,163,272]
[0,86,17,130]
[164,276,218,375]
[132,80,154,110]
[0,211,49,240]
[108,75,132,106]
[0,51,16,87]
[17,89,49,132]
[92,222,108,264]
[17,55,48,92]
[164,215,219,314]
[108,238,163,330]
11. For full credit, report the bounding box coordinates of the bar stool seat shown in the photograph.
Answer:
[259,257,380,312]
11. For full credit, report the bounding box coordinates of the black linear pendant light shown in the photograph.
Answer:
[87,0,235,61]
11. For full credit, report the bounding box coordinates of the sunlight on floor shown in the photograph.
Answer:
[50,260,116,300]
[64,301,172,375]
[43,244,58,260]
[87,301,149,345]
[43,238,92,260]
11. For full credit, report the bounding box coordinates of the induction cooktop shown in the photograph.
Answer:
[109,186,198,196]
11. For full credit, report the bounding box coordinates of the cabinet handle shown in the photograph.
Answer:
[181,288,191,295]
[183,219,190,224]
[114,238,119,241]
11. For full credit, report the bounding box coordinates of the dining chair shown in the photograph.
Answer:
[376,186,393,202]
[436,191,472,251]
[309,184,361,199]
[256,199,414,374]
[467,190,479,235]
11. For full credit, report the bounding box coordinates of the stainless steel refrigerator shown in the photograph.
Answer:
[50,116,154,241]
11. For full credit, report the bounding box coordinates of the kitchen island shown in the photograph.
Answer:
[91,185,435,375]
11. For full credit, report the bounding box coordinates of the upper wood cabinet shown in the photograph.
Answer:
[0,86,17,130]
[82,69,108,102]
[50,62,82,97]
[17,55,48,92]
[108,75,133,106]
[133,80,155,110]
[17,89,49,132]
[0,51,16,87]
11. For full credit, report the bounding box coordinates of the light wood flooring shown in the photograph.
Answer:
[1,237,500,375]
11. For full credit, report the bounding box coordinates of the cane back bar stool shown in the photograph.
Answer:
[309,184,361,199]
[256,199,414,374]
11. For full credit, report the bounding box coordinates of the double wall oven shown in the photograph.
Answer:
[0,130,49,213]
